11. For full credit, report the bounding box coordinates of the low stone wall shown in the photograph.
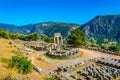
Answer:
[47,48,81,58]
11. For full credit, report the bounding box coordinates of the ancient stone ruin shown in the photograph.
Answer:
[47,33,81,58]
[50,57,120,80]
[54,33,63,45]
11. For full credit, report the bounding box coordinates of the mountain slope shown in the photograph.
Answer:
[0,23,19,32]
[0,22,80,38]
[80,15,120,44]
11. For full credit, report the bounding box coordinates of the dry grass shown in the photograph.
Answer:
[0,38,45,80]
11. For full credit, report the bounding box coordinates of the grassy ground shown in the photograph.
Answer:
[0,58,10,64]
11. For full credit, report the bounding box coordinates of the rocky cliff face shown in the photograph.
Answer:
[80,15,120,44]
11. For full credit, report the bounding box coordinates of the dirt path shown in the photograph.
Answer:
[80,48,120,59]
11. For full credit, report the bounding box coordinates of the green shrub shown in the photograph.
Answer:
[109,46,120,51]
[9,55,33,74]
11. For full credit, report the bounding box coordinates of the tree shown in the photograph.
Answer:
[109,46,120,51]
[108,41,120,51]
[101,39,109,49]
[9,33,19,40]
[101,39,120,51]
[41,34,48,41]
[68,29,86,46]
[109,41,117,47]
[0,29,9,39]
[90,38,99,47]
[44,38,53,43]
[17,34,26,40]
[41,34,53,43]
[0,30,41,41]
[85,41,91,46]
[25,32,40,41]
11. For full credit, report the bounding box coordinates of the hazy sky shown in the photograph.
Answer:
[0,0,120,26]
